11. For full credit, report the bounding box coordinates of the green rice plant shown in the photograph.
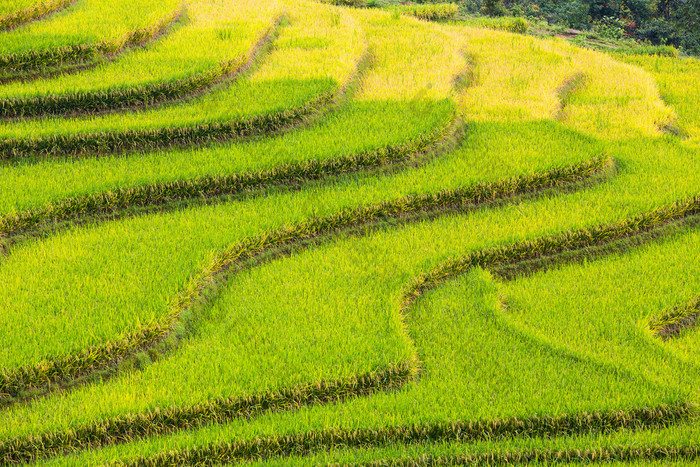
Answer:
[26,104,700,467]
[0,1,366,159]
[0,0,183,78]
[0,105,457,237]
[0,109,458,402]
[0,362,418,465]
[621,45,680,57]
[0,0,75,31]
[0,126,613,449]
[2,5,700,466]
[0,1,285,118]
[115,404,693,466]
[0,7,672,448]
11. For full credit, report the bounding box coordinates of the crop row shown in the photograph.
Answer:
[402,196,700,313]
[0,362,417,465]
[0,16,283,119]
[0,5,183,78]
[350,444,700,466]
[0,90,337,161]
[0,115,458,403]
[0,112,458,238]
[0,154,612,462]
[120,404,695,467]
[0,0,75,31]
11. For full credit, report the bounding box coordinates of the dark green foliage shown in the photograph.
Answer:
[0,90,336,161]
[0,7,182,77]
[353,444,700,466]
[0,0,75,31]
[0,362,418,465]
[649,296,700,340]
[482,0,507,17]
[122,403,695,466]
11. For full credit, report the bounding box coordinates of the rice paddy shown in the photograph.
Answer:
[0,0,699,465]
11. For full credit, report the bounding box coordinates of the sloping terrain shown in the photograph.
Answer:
[0,0,699,465]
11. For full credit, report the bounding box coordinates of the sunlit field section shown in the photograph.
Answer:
[0,4,462,401]
[0,0,283,118]
[0,0,365,163]
[0,0,74,30]
[16,16,700,467]
[0,5,464,215]
[0,0,182,77]
[0,0,699,465]
[615,53,700,147]
[2,7,693,466]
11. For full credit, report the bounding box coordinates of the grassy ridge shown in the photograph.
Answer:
[0,1,286,118]
[0,107,457,403]
[0,1,366,160]
[0,3,699,466]
[24,39,700,466]
[0,0,182,77]
[119,405,693,466]
[0,0,75,31]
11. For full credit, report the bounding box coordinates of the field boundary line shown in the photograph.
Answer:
[0,156,612,462]
[0,0,77,31]
[345,443,700,466]
[0,14,286,120]
[0,39,372,163]
[118,403,694,466]
[0,4,184,83]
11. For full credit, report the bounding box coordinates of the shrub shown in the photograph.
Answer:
[554,0,591,29]
[482,0,507,16]
[318,0,371,7]
[594,15,626,39]
[465,16,529,33]
[395,3,460,21]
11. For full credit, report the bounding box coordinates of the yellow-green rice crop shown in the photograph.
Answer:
[0,1,699,466]
[0,0,181,56]
[0,0,283,103]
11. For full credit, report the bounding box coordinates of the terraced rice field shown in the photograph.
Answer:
[0,0,699,465]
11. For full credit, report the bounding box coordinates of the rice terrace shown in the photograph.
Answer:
[0,0,700,463]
